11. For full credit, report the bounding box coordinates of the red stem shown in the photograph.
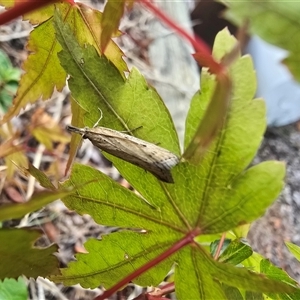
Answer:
[213,232,226,260]
[139,0,223,74]
[94,229,200,300]
[0,0,75,26]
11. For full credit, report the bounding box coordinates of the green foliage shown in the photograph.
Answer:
[242,251,300,300]
[222,285,244,300]
[47,12,293,298]
[0,229,59,279]
[260,259,300,300]
[0,1,299,299]
[0,1,126,125]
[245,291,264,300]
[54,10,180,194]
[0,190,72,222]
[0,277,28,300]
[286,242,300,261]
[217,239,253,265]
[223,0,300,81]
[101,0,125,51]
[0,50,20,112]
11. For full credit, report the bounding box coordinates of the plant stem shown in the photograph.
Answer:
[213,232,226,260]
[0,0,75,26]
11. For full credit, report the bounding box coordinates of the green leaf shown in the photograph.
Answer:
[0,1,126,124]
[176,247,294,298]
[243,251,265,274]
[175,247,227,299]
[286,242,300,262]
[212,254,294,295]
[0,82,18,112]
[223,1,300,81]
[201,161,285,233]
[0,5,66,123]
[0,228,59,279]
[0,278,28,300]
[54,10,179,152]
[260,259,300,300]
[0,49,13,71]
[51,163,168,288]
[242,252,298,299]
[54,10,180,199]
[182,29,284,234]
[260,259,297,287]
[55,27,290,297]
[64,2,126,73]
[27,164,56,190]
[101,0,125,51]
[218,239,253,265]
[0,50,20,112]
[245,291,264,300]
[52,231,176,288]
[222,285,244,300]
[55,163,290,295]
[0,189,72,222]
[210,238,232,258]
[183,70,232,164]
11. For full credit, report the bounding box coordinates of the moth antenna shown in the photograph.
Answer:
[93,108,103,128]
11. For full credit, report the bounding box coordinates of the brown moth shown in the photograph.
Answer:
[67,125,180,183]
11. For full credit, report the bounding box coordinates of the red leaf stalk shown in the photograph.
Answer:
[0,0,75,26]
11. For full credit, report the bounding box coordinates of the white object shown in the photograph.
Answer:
[246,36,300,126]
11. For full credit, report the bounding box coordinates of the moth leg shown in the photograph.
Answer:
[127,126,161,146]
[93,108,104,128]
[120,125,143,134]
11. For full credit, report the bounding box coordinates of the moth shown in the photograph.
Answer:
[67,125,180,183]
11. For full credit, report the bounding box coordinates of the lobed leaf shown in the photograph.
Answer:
[54,11,180,202]
[260,259,300,299]
[175,247,227,299]
[243,252,300,299]
[52,231,178,288]
[61,164,186,231]
[0,1,126,124]
[0,5,66,124]
[180,29,285,233]
[0,229,59,279]
[176,246,294,299]
[57,27,289,297]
